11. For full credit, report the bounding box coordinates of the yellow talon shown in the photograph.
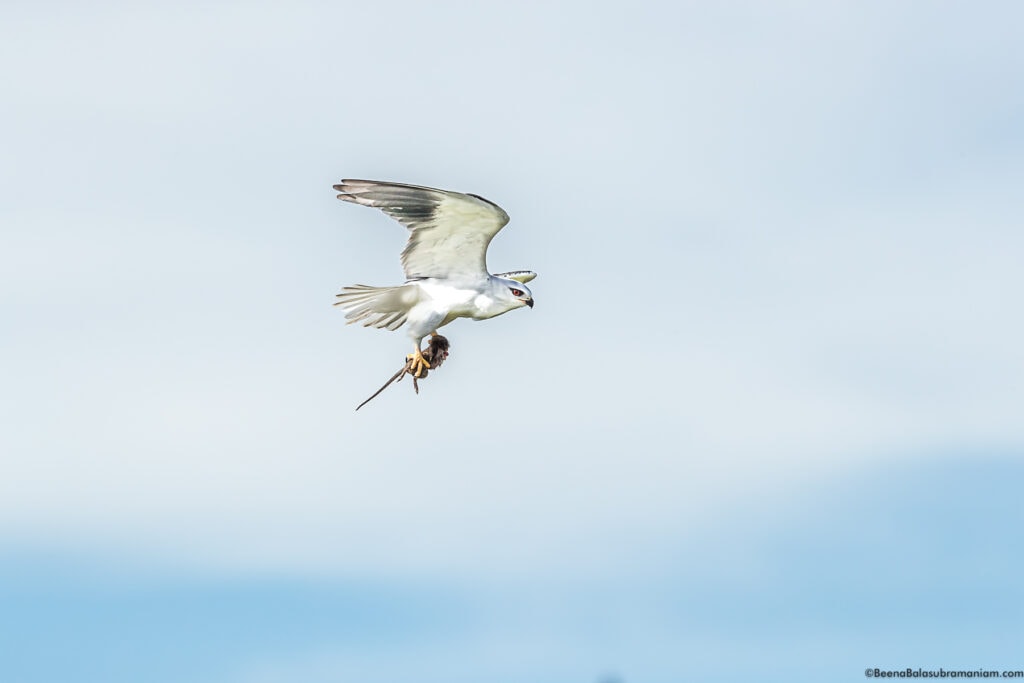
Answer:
[406,346,431,378]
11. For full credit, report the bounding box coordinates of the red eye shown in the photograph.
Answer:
[510,288,523,297]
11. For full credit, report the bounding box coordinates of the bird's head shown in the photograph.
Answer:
[494,277,534,310]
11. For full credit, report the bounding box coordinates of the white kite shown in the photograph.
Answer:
[333,179,536,378]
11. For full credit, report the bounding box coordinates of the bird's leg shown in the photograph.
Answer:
[430,331,439,338]
[406,344,431,378]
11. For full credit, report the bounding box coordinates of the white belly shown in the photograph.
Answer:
[404,280,491,341]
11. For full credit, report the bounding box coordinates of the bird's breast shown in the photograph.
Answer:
[415,279,505,321]
[470,294,497,318]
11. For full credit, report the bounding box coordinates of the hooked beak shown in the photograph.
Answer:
[526,298,534,309]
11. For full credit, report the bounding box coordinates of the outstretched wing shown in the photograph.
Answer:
[334,179,510,280]
[493,270,537,284]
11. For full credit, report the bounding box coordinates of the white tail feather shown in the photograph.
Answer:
[334,284,420,330]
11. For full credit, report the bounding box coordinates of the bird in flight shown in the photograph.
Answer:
[333,179,536,377]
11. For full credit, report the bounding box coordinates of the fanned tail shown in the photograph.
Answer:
[333,284,420,331]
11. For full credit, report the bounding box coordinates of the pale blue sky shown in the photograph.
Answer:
[1,1,1022,681]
